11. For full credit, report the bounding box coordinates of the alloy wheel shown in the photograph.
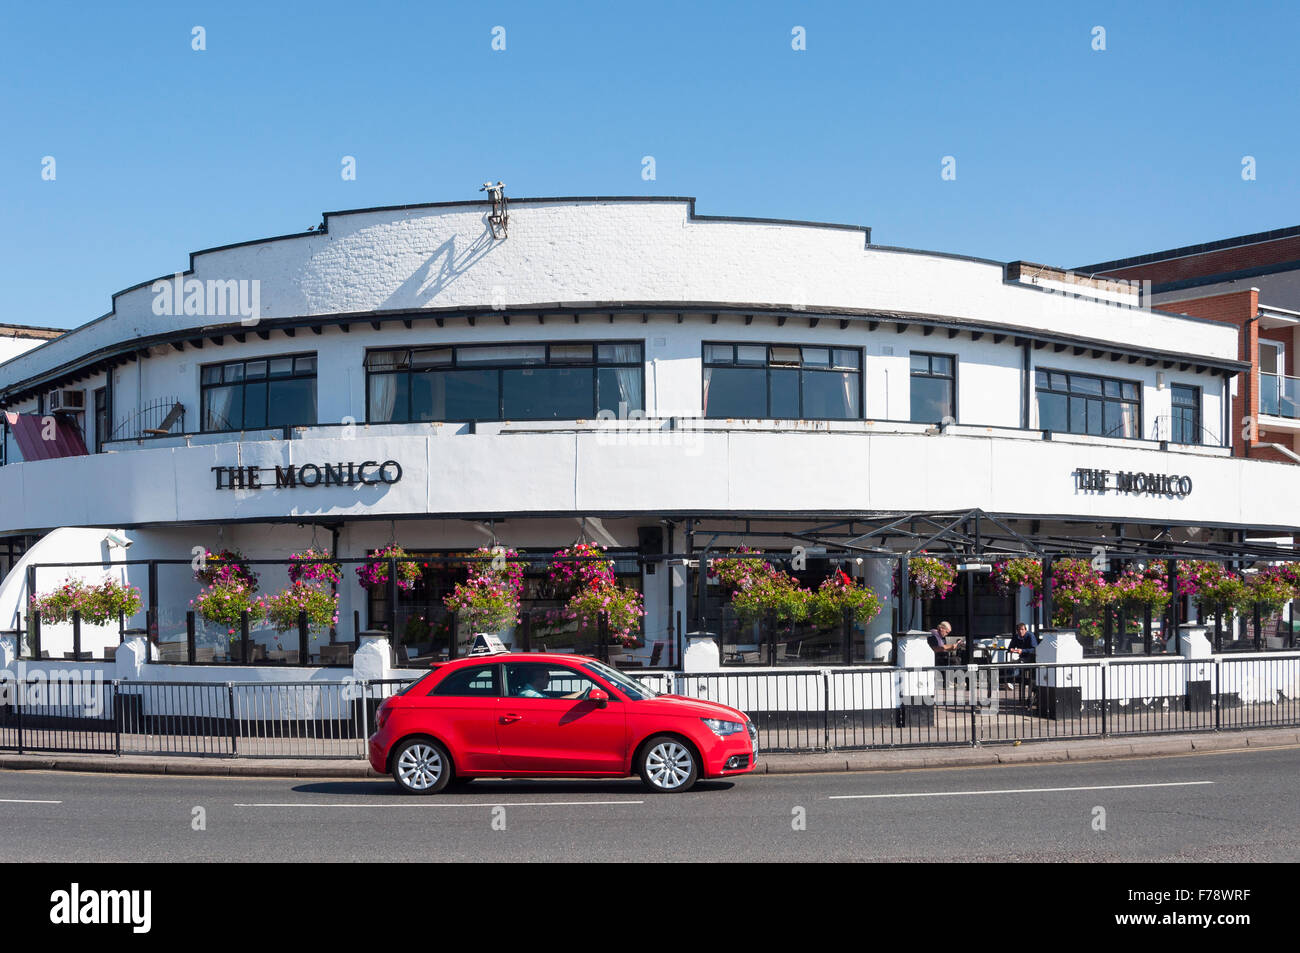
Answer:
[646,742,693,790]
[396,743,443,791]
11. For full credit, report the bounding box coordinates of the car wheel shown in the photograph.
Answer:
[638,736,698,793]
[392,738,452,795]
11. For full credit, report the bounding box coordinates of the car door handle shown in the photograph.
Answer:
[499,713,522,724]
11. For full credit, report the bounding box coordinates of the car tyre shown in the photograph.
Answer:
[638,735,699,793]
[392,738,452,795]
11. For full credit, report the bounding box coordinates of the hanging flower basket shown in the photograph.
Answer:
[443,546,525,633]
[547,542,617,599]
[356,545,423,591]
[260,582,339,633]
[287,548,342,587]
[1179,560,1245,611]
[810,573,882,628]
[28,577,142,626]
[194,549,259,592]
[1112,566,1169,611]
[900,556,958,600]
[1238,568,1295,614]
[990,556,1043,602]
[192,580,258,638]
[565,583,646,646]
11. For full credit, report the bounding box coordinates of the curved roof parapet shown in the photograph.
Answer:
[0,195,1244,401]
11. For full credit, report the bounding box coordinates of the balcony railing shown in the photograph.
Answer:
[1260,372,1300,419]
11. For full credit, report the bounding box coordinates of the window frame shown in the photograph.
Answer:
[428,662,502,697]
[199,352,318,434]
[1170,383,1201,445]
[363,340,645,424]
[908,351,958,424]
[700,342,864,421]
[1034,366,1143,440]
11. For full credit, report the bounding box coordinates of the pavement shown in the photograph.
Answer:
[1,726,1296,779]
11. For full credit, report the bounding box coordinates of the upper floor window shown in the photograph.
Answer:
[702,343,861,420]
[1035,368,1139,439]
[201,355,317,432]
[365,342,643,423]
[910,352,956,423]
[1170,384,1201,445]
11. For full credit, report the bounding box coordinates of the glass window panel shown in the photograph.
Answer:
[770,346,801,366]
[202,385,242,431]
[1071,375,1103,395]
[1086,398,1104,435]
[550,344,593,364]
[704,345,733,364]
[458,345,545,365]
[201,366,221,385]
[598,344,642,364]
[597,367,643,416]
[801,347,830,367]
[1172,384,1196,407]
[365,350,407,371]
[1038,392,1067,432]
[703,366,765,418]
[735,345,767,366]
[911,354,930,373]
[294,356,317,375]
[266,378,316,428]
[769,368,800,417]
[1069,395,1087,432]
[1103,379,1120,397]
[803,370,859,419]
[1049,372,1068,391]
[832,349,859,370]
[1260,343,1281,375]
[410,348,451,369]
[1103,402,1124,438]
[268,358,294,377]
[242,381,268,430]
[1035,369,1050,389]
[369,374,409,423]
[931,356,952,376]
[1120,402,1138,438]
[503,367,593,419]
[1121,382,1138,400]
[223,363,244,383]
[438,369,499,420]
[245,360,268,379]
[911,376,952,423]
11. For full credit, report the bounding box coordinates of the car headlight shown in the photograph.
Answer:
[746,720,759,750]
[702,717,746,737]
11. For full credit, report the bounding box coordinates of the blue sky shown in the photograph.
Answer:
[3,0,1298,329]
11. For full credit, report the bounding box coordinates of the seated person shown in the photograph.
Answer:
[516,668,551,698]
[1008,622,1037,663]
[511,665,587,700]
[927,621,964,659]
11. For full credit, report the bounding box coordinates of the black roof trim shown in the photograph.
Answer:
[1076,224,1300,273]
[1151,259,1300,296]
[0,302,1248,405]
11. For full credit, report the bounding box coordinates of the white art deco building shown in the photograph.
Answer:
[0,195,1292,669]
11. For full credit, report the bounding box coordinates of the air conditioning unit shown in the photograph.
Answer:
[46,389,85,413]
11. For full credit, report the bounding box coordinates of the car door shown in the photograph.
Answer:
[497,662,628,773]
[416,662,504,771]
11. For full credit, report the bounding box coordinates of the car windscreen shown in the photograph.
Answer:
[582,660,659,701]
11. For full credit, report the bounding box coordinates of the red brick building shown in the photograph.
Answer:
[1080,226,1300,464]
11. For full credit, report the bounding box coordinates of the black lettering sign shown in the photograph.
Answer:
[213,461,405,491]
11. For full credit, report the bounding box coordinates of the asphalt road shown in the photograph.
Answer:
[0,746,1296,862]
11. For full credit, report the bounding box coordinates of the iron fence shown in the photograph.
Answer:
[0,657,1295,759]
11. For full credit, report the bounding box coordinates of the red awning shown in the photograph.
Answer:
[3,412,89,461]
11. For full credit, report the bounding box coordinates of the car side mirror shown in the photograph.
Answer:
[589,688,609,707]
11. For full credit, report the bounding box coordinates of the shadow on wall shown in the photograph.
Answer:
[379,221,499,311]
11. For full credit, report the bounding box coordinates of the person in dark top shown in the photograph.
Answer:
[1008,622,1037,663]
[928,621,963,659]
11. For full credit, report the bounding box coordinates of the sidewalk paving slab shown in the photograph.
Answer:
[1,728,1295,781]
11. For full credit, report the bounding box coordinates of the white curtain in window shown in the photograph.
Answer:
[370,375,398,422]
[204,386,237,430]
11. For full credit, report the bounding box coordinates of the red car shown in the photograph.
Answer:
[368,652,758,794]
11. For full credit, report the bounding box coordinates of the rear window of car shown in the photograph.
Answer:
[430,663,500,697]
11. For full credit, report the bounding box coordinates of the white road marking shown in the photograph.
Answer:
[0,798,63,804]
[829,780,1214,800]
[234,799,644,808]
